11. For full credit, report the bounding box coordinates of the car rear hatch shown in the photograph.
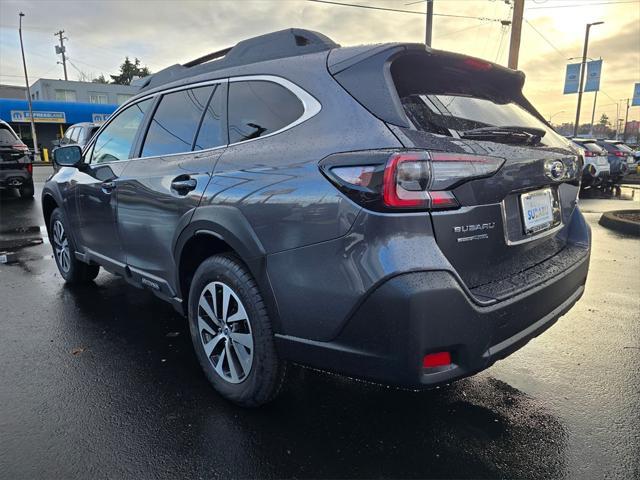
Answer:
[329,45,583,299]
[0,125,30,170]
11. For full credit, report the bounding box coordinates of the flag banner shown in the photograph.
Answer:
[563,63,581,94]
[632,83,640,107]
[584,60,602,92]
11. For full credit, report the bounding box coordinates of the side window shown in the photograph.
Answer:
[70,127,81,143]
[141,86,214,157]
[91,99,151,164]
[194,84,226,151]
[228,80,304,144]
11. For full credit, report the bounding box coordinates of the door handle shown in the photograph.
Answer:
[171,177,197,194]
[101,181,116,193]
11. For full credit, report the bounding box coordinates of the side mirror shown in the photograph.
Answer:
[53,145,83,168]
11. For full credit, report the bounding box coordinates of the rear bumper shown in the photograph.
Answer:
[276,244,589,388]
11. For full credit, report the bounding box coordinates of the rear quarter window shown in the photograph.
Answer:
[228,80,304,144]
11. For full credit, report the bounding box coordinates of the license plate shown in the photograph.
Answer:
[520,188,554,235]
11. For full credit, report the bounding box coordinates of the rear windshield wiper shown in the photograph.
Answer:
[460,126,546,144]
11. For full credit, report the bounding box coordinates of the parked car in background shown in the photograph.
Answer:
[596,140,635,183]
[571,138,610,188]
[53,122,101,150]
[0,120,33,198]
[43,28,591,407]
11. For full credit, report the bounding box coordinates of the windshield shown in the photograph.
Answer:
[401,94,568,148]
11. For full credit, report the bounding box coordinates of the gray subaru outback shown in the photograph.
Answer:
[43,29,590,406]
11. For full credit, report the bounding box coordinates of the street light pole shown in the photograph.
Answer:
[573,21,604,137]
[425,0,433,47]
[18,12,39,160]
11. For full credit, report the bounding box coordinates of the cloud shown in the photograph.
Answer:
[0,0,637,122]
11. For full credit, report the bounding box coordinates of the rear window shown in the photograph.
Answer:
[400,94,566,148]
[228,80,304,144]
[0,126,18,144]
[582,142,605,154]
[391,53,567,148]
[612,143,633,152]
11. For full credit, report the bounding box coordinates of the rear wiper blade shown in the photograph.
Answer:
[461,125,546,143]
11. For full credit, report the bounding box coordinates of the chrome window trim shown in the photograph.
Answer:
[86,75,321,166]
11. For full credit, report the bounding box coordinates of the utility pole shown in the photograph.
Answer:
[622,98,630,141]
[589,90,598,138]
[507,0,525,69]
[18,12,39,160]
[425,0,434,47]
[573,21,604,137]
[54,30,68,81]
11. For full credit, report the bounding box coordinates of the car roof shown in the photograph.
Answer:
[138,28,339,93]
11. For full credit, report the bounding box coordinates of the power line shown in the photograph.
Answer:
[306,0,505,22]
[523,19,566,60]
[526,0,638,9]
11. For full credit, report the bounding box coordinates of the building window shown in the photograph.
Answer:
[89,92,108,104]
[117,94,134,105]
[55,89,77,102]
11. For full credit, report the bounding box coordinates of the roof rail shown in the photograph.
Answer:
[138,28,339,91]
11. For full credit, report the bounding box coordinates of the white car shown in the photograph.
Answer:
[572,139,610,188]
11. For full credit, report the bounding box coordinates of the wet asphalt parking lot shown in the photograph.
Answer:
[1,166,639,479]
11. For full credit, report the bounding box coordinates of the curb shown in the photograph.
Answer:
[599,210,640,236]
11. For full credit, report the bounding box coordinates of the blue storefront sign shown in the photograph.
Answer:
[0,99,117,125]
[11,110,66,123]
[563,63,581,94]
[584,60,602,93]
[92,113,111,123]
[632,83,640,107]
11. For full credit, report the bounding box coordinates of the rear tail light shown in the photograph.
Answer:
[584,150,596,157]
[26,163,33,175]
[323,150,504,212]
[613,151,627,157]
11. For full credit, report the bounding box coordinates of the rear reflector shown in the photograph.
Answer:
[26,163,33,175]
[423,351,451,368]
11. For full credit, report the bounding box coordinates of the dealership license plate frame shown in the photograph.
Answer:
[520,187,555,235]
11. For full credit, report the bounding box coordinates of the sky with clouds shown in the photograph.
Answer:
[0,0,638,125]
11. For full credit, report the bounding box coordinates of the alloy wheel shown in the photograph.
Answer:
[197,281,254,384]
[52,219,71,273]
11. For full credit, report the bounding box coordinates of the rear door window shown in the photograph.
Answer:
[228,80,304,144]
[194,84,227,151]
[91,99,152,164]
[141,86,214,157]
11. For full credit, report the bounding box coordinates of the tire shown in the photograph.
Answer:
[20,181,34,198]
[188,254,286,407]
[50,208,100,283]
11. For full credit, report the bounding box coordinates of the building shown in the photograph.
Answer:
[0,99,118,153]
[0,84,27,100]
[0,79,139,154]
[28,78,138,105]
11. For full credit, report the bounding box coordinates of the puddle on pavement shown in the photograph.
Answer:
[0,225,50,264]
